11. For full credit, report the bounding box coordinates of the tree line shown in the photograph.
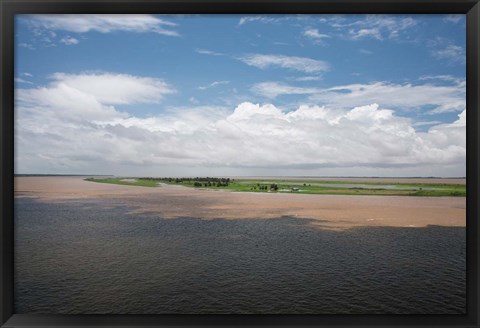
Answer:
[139,177,232,187]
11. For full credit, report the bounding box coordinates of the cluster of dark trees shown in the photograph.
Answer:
[252,183,278,191]
[193,181,229,187]
[139,177,232,187]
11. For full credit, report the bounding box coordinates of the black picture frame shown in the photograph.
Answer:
[1,1,479,327]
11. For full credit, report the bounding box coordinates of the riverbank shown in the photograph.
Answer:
[15,176,466,230]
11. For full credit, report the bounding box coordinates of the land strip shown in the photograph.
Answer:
[15,176,466,230]
[85,177,466,197]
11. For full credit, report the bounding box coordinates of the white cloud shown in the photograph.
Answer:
[237,15,326,27]
[239,54,329,74]
[23,72,33,77]
[198,81,230,90]
[38,72,175,105]
[60,36,79,45]
[303,28,330,44]
[189,97,199,104]
[195,48,223,56]
[413,121,442,127]
[15,78,33,84]
[419,75,464,84]
[16,82,127,124]
[292,76,322,82]
[18,43,35,50]
[359,49,373,55]
[15,72,177,174]
[238,16,280,26]
[15,88,466,176]
[314,81,465,114]
[427,37,465,64]
[334,15,417,41]
[237,15,418,42]
[252,82,318,98]
[13,70,465,176]
[350,28,382,40]
[444,14,464,24]
[27,14,179,36]
[252,80,465,114]
[432,44,465,64]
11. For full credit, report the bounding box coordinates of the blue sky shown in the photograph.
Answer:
[14,14,466,177]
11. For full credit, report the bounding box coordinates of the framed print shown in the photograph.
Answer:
[1,0,479,327]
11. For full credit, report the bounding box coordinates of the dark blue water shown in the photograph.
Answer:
[14,197,466,314]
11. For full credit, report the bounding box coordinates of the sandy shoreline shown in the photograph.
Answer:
[15,176,466,230]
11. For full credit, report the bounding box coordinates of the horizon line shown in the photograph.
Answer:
[14,174,467,179]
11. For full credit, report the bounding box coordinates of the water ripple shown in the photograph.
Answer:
[14,198,465,314]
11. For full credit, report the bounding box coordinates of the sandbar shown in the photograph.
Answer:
[15,176,466,230]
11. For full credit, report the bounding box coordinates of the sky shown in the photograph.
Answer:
[14,14,466,177]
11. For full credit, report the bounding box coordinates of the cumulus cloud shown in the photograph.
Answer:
[239,54,329,74]
[15,72,176,153]
[16,81,127,124]
[252,80,465,114]
[15,73,466,176]
[30,72,175,105]
[26,14,179,37]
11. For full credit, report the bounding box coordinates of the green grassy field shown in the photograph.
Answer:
[84,177,466,197]
[84,177,159,187]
